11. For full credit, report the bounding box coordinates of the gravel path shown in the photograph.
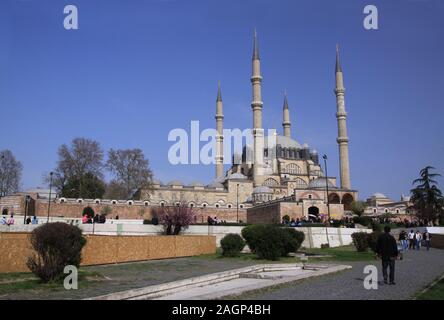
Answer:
[237,248,444,300]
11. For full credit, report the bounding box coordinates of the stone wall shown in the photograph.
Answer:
[34,201,247,223]
[247,200,344,224]
[0,232,216,273]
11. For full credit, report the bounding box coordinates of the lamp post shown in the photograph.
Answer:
[236,184,240,223]
[323,155,331,226]
[23,195,30,224]
[0,154,5,198]
[47,172,53,223]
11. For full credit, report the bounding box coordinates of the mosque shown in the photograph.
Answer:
[140,31,358,222]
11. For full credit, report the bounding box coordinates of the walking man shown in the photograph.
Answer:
[423,231,432,251]
[376,225,399,285]
[408,229,415,250]
[415,231,423,250]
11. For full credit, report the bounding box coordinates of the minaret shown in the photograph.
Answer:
[282,92,291,138]
[334,45,351,189]
[215,81,224,179]
[251,29,264,185]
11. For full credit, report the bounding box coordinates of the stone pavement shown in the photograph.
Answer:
[234,248,444,300]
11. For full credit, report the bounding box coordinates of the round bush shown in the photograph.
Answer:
[27,222,87,282]
[220,234,246,257]
[241,224,269,253]
[82,206,95,218]
[351,232,370,252]
[367,231,382,253]
[281,228,305,255]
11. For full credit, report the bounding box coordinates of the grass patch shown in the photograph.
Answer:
[0,270,103,296]
[193,248,299,264]
[194,245,375,263]
[303,245,376,262]
[415,275,444,300]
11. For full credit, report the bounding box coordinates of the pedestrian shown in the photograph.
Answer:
[6,214,15,226]
[31,216,38,225]
[26,217,31,225]
[408,229,415,250]
[415,231,422,250]
[0,216,6,225]
[398,230,408,251]
[423,231,432,251]
[376,225,399,285]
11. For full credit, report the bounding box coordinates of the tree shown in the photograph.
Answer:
[46,138,104,195]
[410,166,443,225]
[106,148,153,199]
[0,150,23,196]
[156,202,196,235]
[350,200,367,217]
[27,223,86,282]
[104,180,128,200]
[60,173,105,199]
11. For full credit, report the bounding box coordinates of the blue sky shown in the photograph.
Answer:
[1,0,443,200]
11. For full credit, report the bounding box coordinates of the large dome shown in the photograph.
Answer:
[372,192,387,198]
[308,178,336,189]
[227,173,247,180]
[167,180,183,186]
[252,186,273,194]
[264,135,302,149]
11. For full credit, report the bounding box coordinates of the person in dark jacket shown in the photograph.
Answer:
[376,225,399,285]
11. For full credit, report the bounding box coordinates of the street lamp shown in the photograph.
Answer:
[323,155,331,226]
[236,184,240,223]
[23,195,31,224]
[0,155,5,198]
[47,172,53,223]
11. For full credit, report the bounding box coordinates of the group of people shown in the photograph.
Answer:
[398,229,432,251]
[82,214,107,224]
[1,214,38,226]
[377,226,434,286]
[207,216,228,225]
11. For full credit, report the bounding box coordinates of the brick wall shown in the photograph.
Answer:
[0,232,216,273]
[34,201,247,223]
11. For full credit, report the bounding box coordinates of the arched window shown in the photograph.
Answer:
[263,178,279,187]
[285,163,302,174]
[294,178,307,188]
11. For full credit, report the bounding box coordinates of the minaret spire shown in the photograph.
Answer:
[335,44,342,73]
[282,91,291,138]
[252,28,260,60]
[251,29,264,186]
[334,45,351,189]
[215,81,224,179]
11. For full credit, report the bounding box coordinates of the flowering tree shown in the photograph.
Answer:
[156,202,196,235]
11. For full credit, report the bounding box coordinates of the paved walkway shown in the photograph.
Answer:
[236,248,444,300]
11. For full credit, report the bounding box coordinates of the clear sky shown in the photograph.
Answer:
[1,0,443,200]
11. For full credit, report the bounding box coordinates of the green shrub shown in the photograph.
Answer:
[367,231,382,253]
[281,228,305,255]
[220,234,246,257]
[143,219,151,224]
[242,225,305,260]
[353,216,372,227]
[254,226,284,260]
[241,224,268,253]
[26,222,87,282]
[351,232,370,252]
[370,221,383,232]
[82,206,95,218]
[320,243,330,249]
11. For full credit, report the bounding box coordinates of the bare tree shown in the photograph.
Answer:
[46,138,104,195]
[0,150,23,196]
[106,148,153,199]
